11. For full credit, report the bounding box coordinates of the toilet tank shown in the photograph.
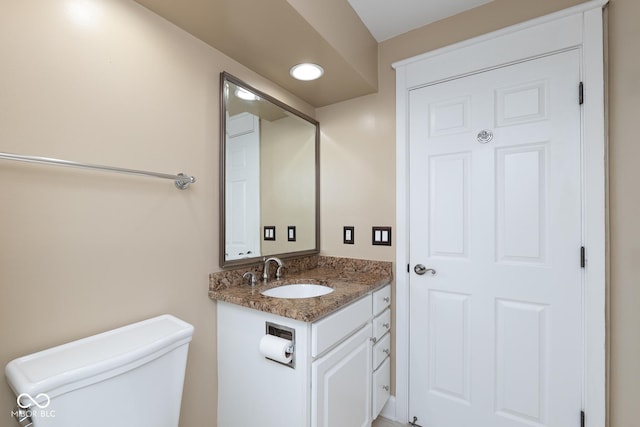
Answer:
[5,314,194,427]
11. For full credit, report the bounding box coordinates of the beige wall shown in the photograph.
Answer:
[317,88,396,261]
[606,1,640,425]
[261,116,316,255]
[0,1,313,425]
[318,0,640,424]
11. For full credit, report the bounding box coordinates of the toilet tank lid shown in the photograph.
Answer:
[5,314,194,399]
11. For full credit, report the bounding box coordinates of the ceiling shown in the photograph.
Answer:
[134,0,491,107]
[348,0,493,42]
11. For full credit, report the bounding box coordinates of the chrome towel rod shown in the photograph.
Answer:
[0,152,196,190]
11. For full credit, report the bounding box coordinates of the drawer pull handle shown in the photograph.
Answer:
[383,323,390,329]
[383,296,390,303]
[382,385,390,391]
[383,348,390,355]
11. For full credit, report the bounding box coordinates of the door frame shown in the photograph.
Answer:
[392,1,608,426]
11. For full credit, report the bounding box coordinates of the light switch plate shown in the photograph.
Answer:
[264,226,276,241]
[343,226,354,244]
[372,226,392,246]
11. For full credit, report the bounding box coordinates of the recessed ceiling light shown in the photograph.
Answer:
[290,63,324,81]
[235,88,257,101]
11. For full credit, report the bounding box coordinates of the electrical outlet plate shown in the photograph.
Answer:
[372,226,392,246]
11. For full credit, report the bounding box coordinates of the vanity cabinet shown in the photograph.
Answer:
[217,284,392,427]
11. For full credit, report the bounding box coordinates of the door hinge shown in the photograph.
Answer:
[581,246,586,268]
[581,410,585,427]
[579,82,584,105]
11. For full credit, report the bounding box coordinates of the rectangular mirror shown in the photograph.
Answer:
[220,72,319,268]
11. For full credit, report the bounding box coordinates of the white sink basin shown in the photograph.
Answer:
[261,284,334,299]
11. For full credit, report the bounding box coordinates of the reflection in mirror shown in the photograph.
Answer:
[220,72,319,268]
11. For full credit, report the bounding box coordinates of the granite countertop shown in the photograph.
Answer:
[209,256,393,323]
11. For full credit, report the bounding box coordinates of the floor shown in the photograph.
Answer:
[372,417,406,427]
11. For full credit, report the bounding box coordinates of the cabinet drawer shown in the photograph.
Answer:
[372,332,391,370]
[372,357,391,419]
[373,285,391,315]
[372,308,391,342]
[312,295,372,357]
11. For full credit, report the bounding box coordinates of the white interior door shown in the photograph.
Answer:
[408,50,583,426]
[225,112,261,260]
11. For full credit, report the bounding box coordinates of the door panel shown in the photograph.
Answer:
[429,153,471,258]
[496,80,548,127]
[495,299,548,423]
[428,96,472,137]
[496,144,547,263]
[225,113,261,260]
[409,50,582,427]
[428,290,471,404]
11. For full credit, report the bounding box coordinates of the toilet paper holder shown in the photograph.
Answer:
[265,321,296,369]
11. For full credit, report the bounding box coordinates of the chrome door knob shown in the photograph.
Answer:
[414,264,436,275]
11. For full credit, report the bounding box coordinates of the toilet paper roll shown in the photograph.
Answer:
[259,335,293,364]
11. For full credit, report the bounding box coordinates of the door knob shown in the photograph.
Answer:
[414,264,436,275]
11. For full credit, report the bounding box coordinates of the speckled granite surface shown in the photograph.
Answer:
[209,256,393,322]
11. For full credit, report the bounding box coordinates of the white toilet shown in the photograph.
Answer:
[5,314,194,427]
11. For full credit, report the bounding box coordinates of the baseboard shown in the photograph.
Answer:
[379,395,397,421]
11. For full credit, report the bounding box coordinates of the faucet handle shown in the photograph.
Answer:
[242,272,257,287]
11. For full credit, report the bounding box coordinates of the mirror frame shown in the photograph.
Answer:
[219,72,320,268]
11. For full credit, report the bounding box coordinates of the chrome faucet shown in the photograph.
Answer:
[262,257,284,281]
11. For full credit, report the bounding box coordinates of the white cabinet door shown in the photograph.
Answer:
[312,323,373,427]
